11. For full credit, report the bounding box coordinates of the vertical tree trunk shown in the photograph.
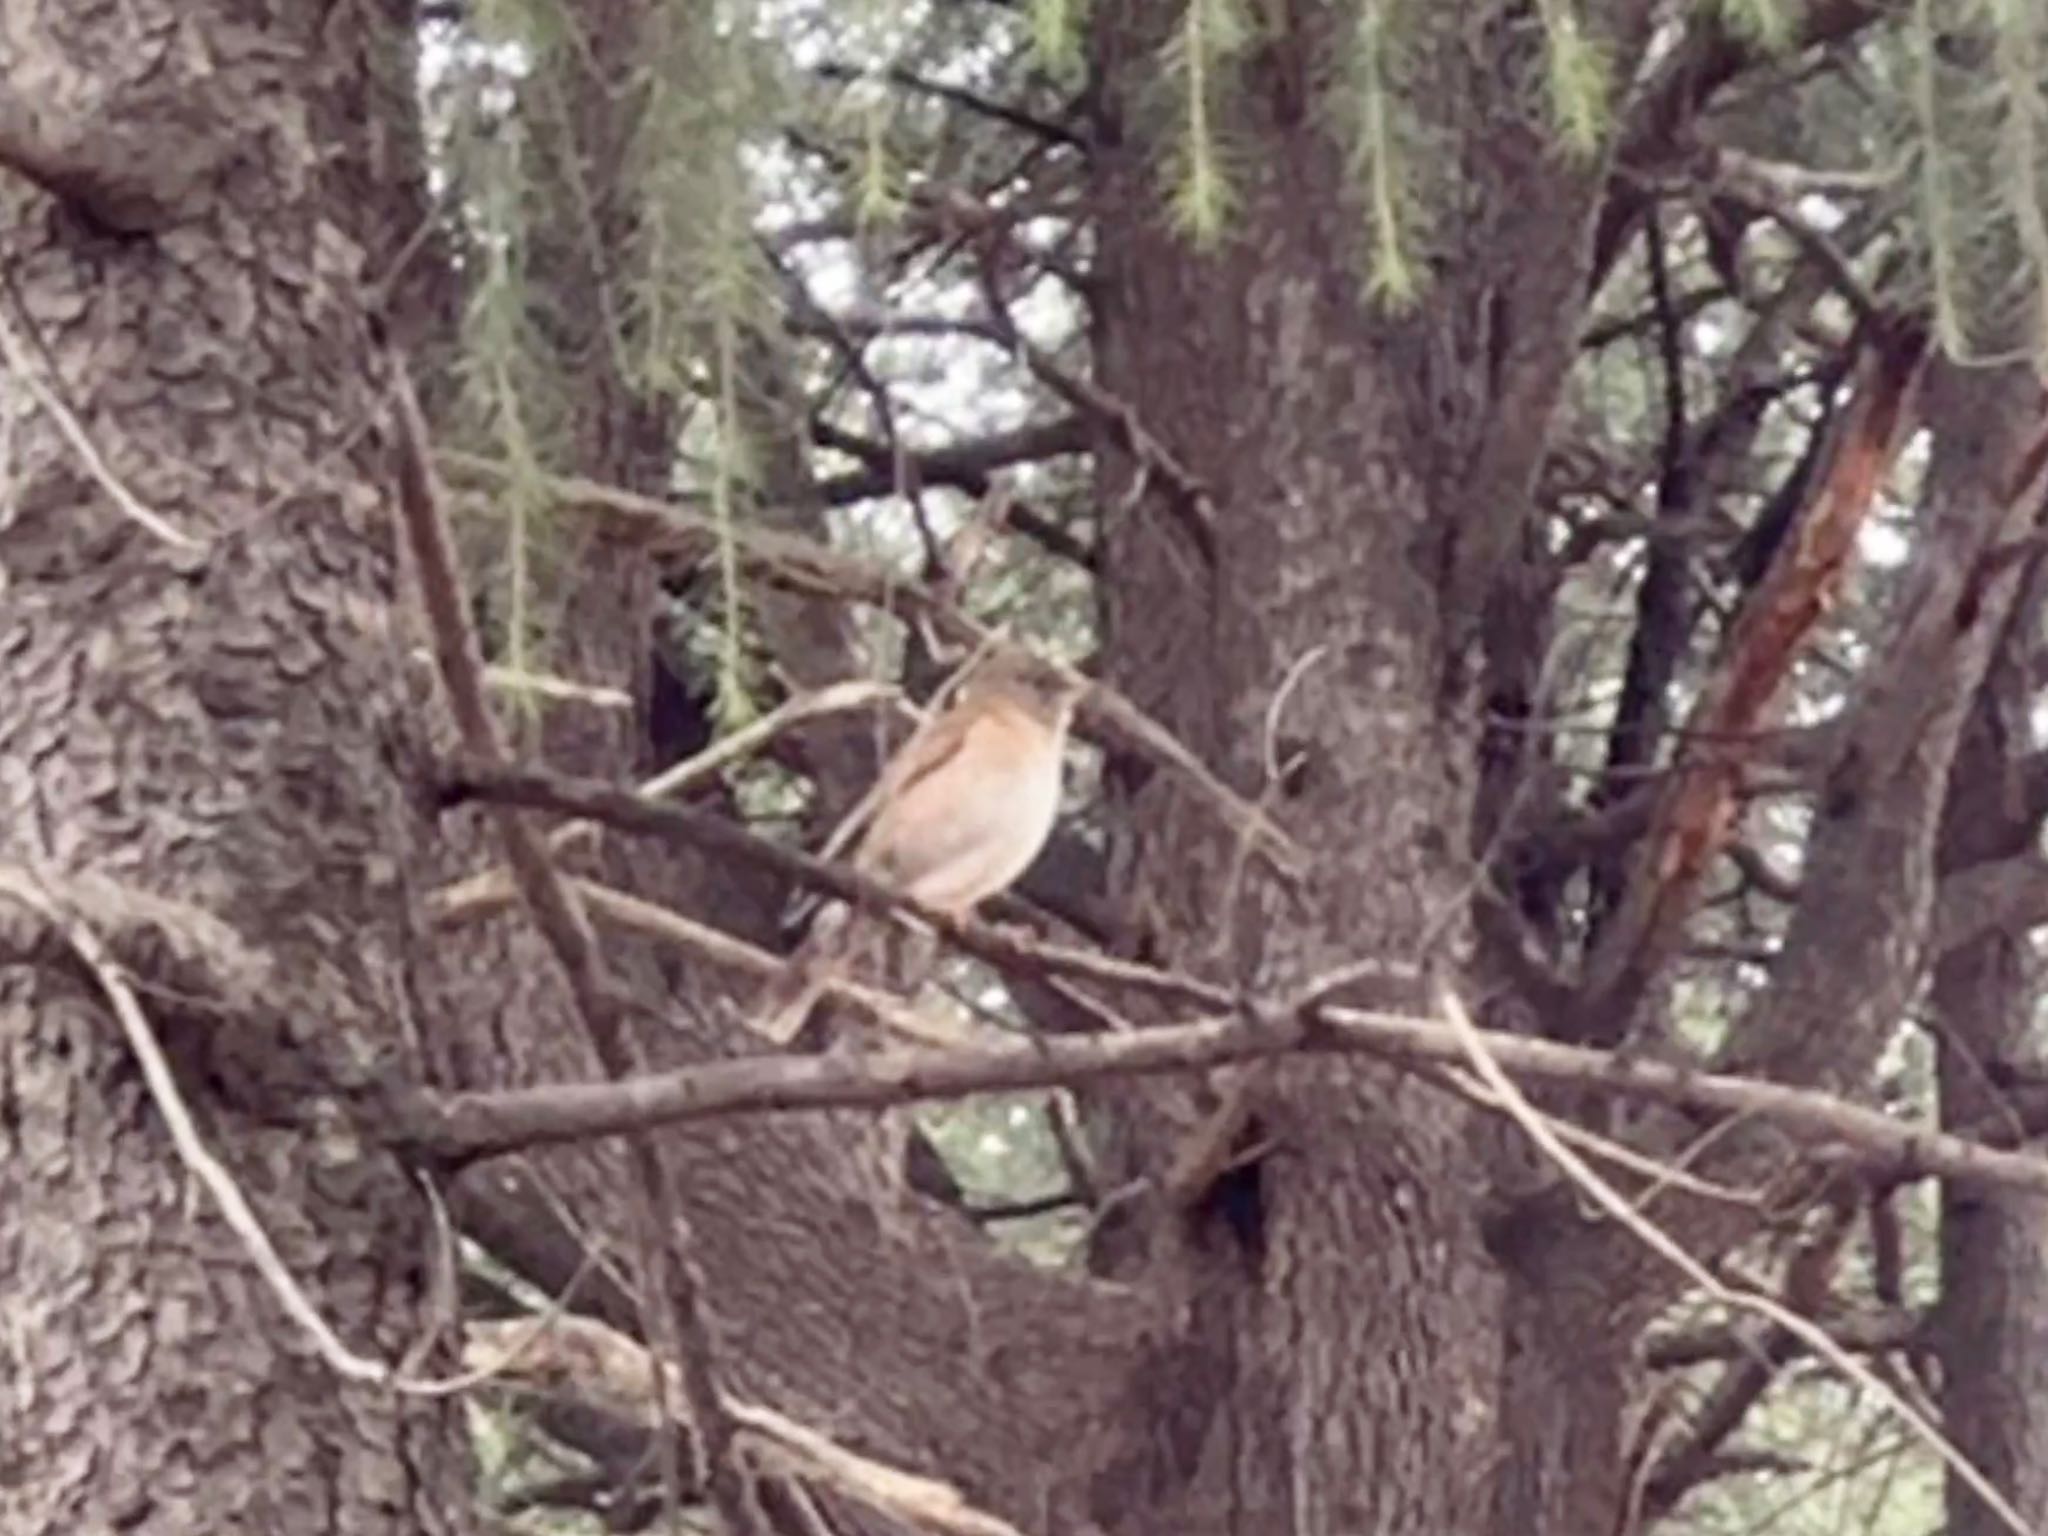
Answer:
[1932,834,2048,1536]
[1081,3,1651,1529]
[1930,441,2048,1536]
[0,4,472,1532]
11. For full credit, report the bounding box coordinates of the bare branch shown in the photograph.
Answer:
[571,876,1002,1048]
[438,757,1236,1014]
[1589,0,1893,292]
[1434,985,2036,1536]
[429,678,900,925]
[811,414,1093,566]
[1010,334,1219,563]
[392,982,2048,1204]
[0,306,201,548]
[1706,148,1890,330]
[465,1314,1035,1536]
[1581,321,1929,1031]
[813,61,1086,148]
[1644,1308,1922,1370]
[0,865,391,1384]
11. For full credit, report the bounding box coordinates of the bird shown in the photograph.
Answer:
[754,645,1087,1044]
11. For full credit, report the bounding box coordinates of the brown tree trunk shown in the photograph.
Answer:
[0,4,472,1531]
[1933,772,2048,1536]
[1931,549,2048,1536]
[1081,3,1653,1529]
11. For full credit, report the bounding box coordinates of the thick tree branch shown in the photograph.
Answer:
[0,81,224,233]
[390,987,2048,1201]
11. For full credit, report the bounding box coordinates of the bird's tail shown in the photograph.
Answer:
[753,900,856,1044]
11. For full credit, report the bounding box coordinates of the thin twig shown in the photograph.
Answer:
[572,877,1000,1047]
[0,306,200,548]
[428,678,900,923]
[0,862,659,1401]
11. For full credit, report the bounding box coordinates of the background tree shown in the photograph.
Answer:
[11,3,2048,1536]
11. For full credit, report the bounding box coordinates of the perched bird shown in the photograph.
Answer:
[756,646,1087,1043]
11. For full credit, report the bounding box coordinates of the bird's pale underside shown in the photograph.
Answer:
[754,647,1085,1044]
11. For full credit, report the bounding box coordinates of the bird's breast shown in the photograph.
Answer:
[863,706,1065,910]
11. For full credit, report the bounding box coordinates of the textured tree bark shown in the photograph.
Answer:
[0,4,472,1532]
[1079,2,1653,1530]
[1933,769,2048,1536]
[1930,558,2048,1536]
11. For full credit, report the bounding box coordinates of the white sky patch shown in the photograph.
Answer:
[1857,518,1911,568]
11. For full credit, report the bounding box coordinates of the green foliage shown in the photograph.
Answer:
[1537,0,1614,161]
[440,11,564,716]
[1898,0,2048,364]
[1158,0,1254,244]
[1710,0,1804,53]
[1341,0,1427,307]
[1030,0,1091,80]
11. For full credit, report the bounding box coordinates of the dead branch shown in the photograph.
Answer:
[0,305,200,548]
[0,865,393,1384]
[570,876,1001,1047]
[465,1314,1033,1536]
[1581,320,1929,1030]
[390,982,2048,1204]
[1435,985,2037,1536]
[1644,1308,1922,1370]
[429,678,900,925]
[1639,1197,1858,1516]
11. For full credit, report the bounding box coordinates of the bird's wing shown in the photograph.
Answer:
[853,708,977,871]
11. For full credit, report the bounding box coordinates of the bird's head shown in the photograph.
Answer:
[964,645,1089,725]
